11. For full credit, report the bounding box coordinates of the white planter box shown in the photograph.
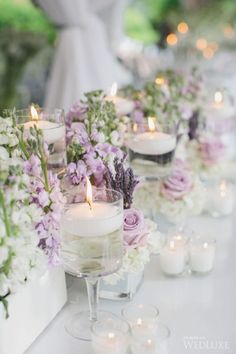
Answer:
[100,271,144,301]
[0,266,67,354]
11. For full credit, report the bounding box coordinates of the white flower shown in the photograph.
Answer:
[0,146,9,160]
[110,130,122,146]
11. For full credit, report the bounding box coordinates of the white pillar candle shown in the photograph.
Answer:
[92,330,129,354]
[190,240,216,274]
[22,120,65,145]
[105,82,134,116]
[160,240,185,276]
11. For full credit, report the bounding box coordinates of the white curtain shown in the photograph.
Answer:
[36,0,131,112]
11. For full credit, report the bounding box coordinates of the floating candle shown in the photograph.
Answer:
[105,82,134,116]
[22,106,65,145]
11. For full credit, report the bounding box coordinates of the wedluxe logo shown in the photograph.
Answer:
[183,337,230,351]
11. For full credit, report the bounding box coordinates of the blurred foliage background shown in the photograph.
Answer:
[0,0,236,109]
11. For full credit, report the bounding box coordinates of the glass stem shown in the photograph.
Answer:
[85,277,100,322]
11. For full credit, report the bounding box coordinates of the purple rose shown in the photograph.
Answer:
[123,208,148,249]
[199,138,226,166]
[160,159,193,200]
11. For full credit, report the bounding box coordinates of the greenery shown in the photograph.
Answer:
[0,0,55,42]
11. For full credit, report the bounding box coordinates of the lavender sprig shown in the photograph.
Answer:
[104,158,139,209]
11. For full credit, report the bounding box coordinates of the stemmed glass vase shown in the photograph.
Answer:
[61,183,123,341]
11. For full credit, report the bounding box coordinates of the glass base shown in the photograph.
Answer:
[65,310,110,341]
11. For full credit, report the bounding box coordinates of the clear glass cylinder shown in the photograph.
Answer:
[14,107,66,174]
[126,120,177,179]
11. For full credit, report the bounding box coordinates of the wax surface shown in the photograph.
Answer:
[61,202,123,237]
[128,131,176,155]
[23,121,65,145]
[105,96,134,116]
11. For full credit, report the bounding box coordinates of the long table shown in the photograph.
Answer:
[25,212,236,354]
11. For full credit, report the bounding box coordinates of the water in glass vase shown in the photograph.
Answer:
[61,224,123,277]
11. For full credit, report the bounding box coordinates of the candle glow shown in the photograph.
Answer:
[203,243,208,249]
[166,33,178,46]
[30,106,39,121]
[155,76,166,86]
[110,82,118,97]
[214,91,224,104]
[170,241,175,250]
[177,22,189,34]
[196,38,208,51]
[148,117,156,132]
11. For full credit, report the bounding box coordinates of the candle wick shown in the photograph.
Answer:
[87,199,93,210]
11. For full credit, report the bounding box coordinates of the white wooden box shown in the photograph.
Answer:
[0,266,67,354]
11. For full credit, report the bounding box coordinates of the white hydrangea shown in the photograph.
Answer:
[134,178,206,224]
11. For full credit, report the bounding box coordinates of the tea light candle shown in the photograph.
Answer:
[122,304,159,335]
[22,106,65,145]
[127,118,176,156]
[190,238,216,274]
[208,180,235,217]
[130,322,170,354]
[160,240,185,276]
[105,82,134,116]
[92,331,128,354]
[91,314,130,354]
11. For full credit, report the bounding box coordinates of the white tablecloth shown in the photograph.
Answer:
[25,212,236,354]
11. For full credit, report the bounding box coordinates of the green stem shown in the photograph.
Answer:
[0,190,11,237]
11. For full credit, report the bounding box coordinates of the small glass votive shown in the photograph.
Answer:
[126,119,177,178]
[206,179,235,218]
[189,235,216,275]
[91,313,130,354]
[160,237,186,277]
[167,227,189,262]
[15,107,66,174]
[121,304,159,334]
[130,322,170,354]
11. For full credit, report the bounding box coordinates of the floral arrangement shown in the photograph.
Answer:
[185,133,227,179]
[134,159,206,224]
[102,159,163,285]
[0,114,64,315]
[65,90,128,187]
[121,68,205,136]
[65,96,163,285]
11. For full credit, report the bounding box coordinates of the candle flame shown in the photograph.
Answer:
[175,235,182,241]
[170,241,175,250]
[137,318,143,326]
[148,117,156,132]
[147,339,153,346]
[214,91,223,104]
[30,105,39,121]
[108,332,115,340]
[203,243,208,249]
[110,82,118,97]
[133,123,138,133]
[86,177,93,210]
[220,180,227,197]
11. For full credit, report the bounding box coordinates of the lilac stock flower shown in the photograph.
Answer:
[199,138,226,166]
[67,161,87,185]
[160,159,193,200]
[67,102,87,123]
[133,109,144,123]
[123,208,148,249]
[24,155,41,177]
